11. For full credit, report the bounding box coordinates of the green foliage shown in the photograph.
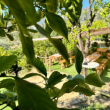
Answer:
[9,47,27,71]
[0,78,15,91]
[75,46,83,74]
[0,4,2,18]
[0,47,10,56]
[89,42,99,53]
[47,87,60,98]
[45,0,59,13]
[4,0,28,35]
[0,55,17,73]
[17,0,36,25]
[46,12,68,40]
[36,9,44,22]
[0,0,107,109]
[91,20,108,29]
[0,46,28,72]
[6,34,14,41]
[47,71,66,87]
[64,0,83,24]
[0,91,17,109]
[19,31,48,76]
[49,38,69,61]
[35,24,69,61]
[58,74,91,97]
[15,77,58,110]
[63,37,75,53]
[45,20,52,35]
[34,40,56,58]
[36,24,50,37]
[85,73,105,87]
[93,0,103,12]
[7,25,17,33]
[19,32,35,64]
[59,108,79,110]
[81,103,105,110]
[0,29,6,37]
[22,73,45,80]
[73,84,94,96]
[100,2,110,21]
[33,57,47,76]
[27,29,38,33]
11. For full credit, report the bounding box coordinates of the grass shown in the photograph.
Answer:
[100,61,110,83]
[80,103,106,110]
[46,60,110,83]
[46,63,78,76]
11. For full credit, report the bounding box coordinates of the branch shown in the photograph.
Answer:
[92,0,95,5]
[87,10,98,27]
[78,20,81,30]
[0,27,8,29]
[89,0,92,7]
[91,13,96,23]
[0,24,16,30]
[89,0,95,7]
[87,0,97,27]
[87,13,96,27]
[35,4,44,12]
[88,0,93,26]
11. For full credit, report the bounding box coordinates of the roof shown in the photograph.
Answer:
[81,27,110,37]
[33,27,110,40]
[33,36,64,41]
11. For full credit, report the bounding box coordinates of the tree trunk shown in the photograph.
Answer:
[77,33,84,51]
[77,31,87,77]
[77,29,91,77]
[85,31,91,55]
[82,68,87,77]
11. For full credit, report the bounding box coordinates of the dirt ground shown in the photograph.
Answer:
[20,69,110,109]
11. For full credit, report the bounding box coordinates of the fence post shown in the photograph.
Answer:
[49,57,51,72]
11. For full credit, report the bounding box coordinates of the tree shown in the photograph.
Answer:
[64,0,108,76]
[0,0,105,110]
[100,2,110,26]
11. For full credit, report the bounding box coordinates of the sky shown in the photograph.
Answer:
[83,0,89,8]
[83,0,109,8]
